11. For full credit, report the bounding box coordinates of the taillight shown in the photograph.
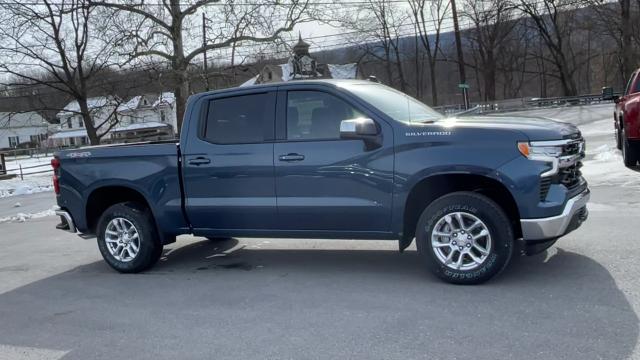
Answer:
[51,157,60,194]
[53,174,60,194]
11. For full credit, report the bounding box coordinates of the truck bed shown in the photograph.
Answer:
[55,142,188,236]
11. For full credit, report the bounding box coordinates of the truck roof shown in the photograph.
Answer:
[197,79,376,97]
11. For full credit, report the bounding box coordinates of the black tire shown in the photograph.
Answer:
[96,202,162,273]
[415,192,514,285]
[615,119,622,150]
[622,127,639,167]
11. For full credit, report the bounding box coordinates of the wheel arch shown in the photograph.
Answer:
[401,173,522,249]
[85,185,155,235]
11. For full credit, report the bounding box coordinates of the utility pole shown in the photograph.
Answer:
[202,12,210,91]
[450,0,469,109]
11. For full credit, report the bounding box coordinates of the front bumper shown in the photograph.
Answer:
[520,188,590,241]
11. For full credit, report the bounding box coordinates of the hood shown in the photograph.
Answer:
[436,115,581,141]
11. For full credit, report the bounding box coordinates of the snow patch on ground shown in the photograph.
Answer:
[0,206,57,224]
[0,175,53,198]
[579,119,613,137]
[581,144,640,188]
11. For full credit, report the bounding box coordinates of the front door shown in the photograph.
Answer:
[274,88,394,233]
[182,91,277,232]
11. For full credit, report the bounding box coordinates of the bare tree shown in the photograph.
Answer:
[92,0,311,131]
[516,0,581,96]
[0,0,123,145]
[462,0,516,101]
[332,0,409,91]
[409,0,450,106]
[586,0,639,89]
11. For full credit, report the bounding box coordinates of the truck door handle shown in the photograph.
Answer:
[278,153,305,162]
[188,157,211,166]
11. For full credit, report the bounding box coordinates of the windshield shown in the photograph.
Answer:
[342,83,443,123]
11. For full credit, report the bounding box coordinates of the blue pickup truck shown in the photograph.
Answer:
[53,80,589,284]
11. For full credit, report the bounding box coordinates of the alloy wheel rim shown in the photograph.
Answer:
[105,217,140,262]
[430,212,492,271]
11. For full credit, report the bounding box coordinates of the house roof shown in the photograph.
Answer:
[0,112,47,128]
[57,97,116,118]
[49,129,88,139]
[116,93,175,112]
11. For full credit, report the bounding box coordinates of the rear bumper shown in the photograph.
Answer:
[520,188,590,241]
[54,207,77,233]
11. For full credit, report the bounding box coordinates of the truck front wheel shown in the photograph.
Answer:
[415,192,514,285]
[96,202,162,273]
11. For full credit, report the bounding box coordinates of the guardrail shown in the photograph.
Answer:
[434,92,621,116]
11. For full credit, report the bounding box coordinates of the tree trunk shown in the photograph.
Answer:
[174,68,189,134]
[428,57,438,106]
[621,0,632,85]
[483,49,496,101]
[393,46,407,92]
[78,98,100,145]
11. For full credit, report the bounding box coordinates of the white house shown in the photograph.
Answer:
[0,112,48,149]
[51,93,177,147]
[116,92,177,130]
[51,96,119,147]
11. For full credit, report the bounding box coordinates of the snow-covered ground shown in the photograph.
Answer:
[0,206,56,224]
[3,154,53,175]
[0,154,54,198]
[0,175,53,198]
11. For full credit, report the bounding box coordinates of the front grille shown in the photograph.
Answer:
[560,161,583,189]
[539,136,585,202]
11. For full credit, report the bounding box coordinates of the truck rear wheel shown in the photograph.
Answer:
[622,127,639,167]
[415,192,514,285]
[96,202,162,273]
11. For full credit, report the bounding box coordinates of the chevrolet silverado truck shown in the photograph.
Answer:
[615,69,640,167]
[53,80,590,284]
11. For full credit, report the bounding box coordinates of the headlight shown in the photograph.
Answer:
[517,142,563,159]
[517,141,562,176]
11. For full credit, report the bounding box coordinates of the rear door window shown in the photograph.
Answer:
[203,92,274,144]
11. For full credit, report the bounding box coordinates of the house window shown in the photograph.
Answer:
[160,110,166,123]
[8,136,19,148]
[80,137,87,145]
[78,118,84,128]
[30,135,40,144]
[69,137,75,146]
[268,71,273,80]
[66,118,72,129]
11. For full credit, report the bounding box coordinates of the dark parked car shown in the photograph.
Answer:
[53,80,589,284]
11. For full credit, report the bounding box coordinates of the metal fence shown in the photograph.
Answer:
[3,162,52,180]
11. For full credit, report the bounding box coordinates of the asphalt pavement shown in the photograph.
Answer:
[0,105,639,359]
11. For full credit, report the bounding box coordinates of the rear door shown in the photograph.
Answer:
[181,90,277,232]
[273,87,394,233]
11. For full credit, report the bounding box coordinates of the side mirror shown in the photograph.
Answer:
[340,118,382,150]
